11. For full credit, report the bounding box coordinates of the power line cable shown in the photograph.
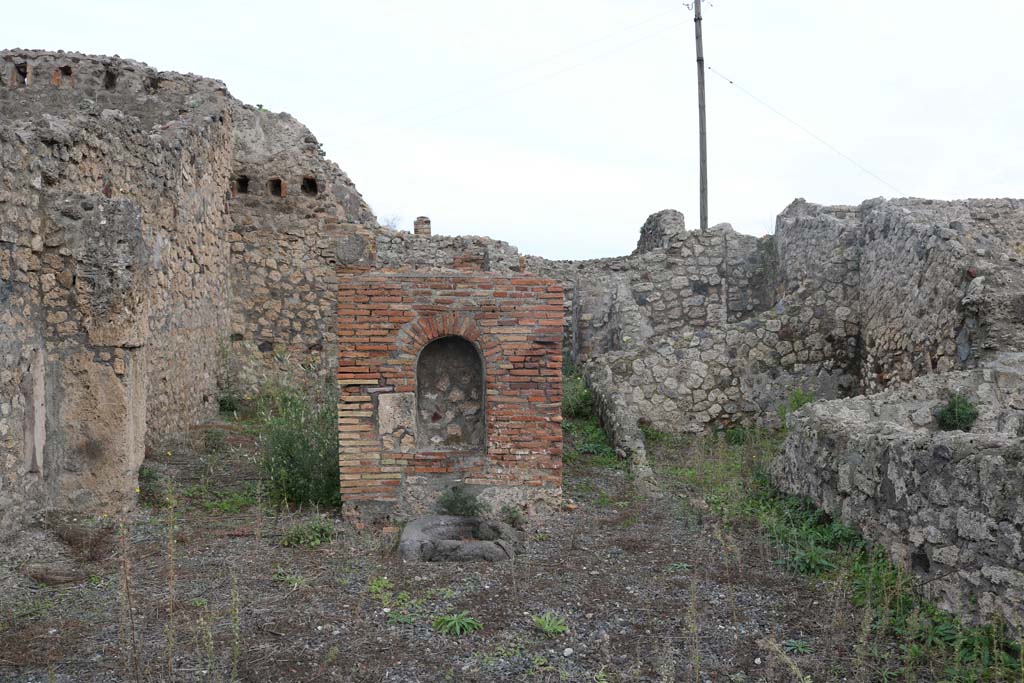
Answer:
[706,64,905,195]
[404,19,688,129]
[355,7,685,128]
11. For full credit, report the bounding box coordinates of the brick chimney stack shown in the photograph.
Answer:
[413,216,432,237]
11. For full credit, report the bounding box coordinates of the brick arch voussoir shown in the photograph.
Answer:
[395,313,483,357]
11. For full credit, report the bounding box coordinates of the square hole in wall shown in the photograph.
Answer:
[268,178,284,197]
[14,63,28,86]
[234,175,250,194]
[103,69,118,90]
[301,177,318,196]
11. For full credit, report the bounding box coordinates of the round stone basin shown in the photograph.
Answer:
[398,515,523,562]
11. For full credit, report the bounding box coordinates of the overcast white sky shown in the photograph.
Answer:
[5,1,1023,258]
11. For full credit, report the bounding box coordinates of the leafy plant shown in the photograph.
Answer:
[256,381,341,507]
[499,504,525,529]
[433,611,483,636]
[937,394,979,431]
[438,484,489,517]
[281,516,335,548]
[531,611,568,638]
[562,371,594,419]
[777,388,815,423]
[369,576,394,598]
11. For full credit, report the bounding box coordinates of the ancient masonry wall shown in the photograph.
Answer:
[0,50,378,534]
[337,273,563,519]
[772,365,1024,628]
[224,104,376,395]
[377,208,862,433]
[771,198,1024,627]
[0,51,235,534]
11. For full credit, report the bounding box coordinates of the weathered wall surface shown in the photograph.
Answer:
[0,50,238,534]
[772,364,1024,627]
[225,104,376,395]
[855,198,1024,389]
[0,49,378,534]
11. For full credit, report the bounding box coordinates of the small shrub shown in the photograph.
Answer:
[438,485,489,517]
[562,373,593,419]
[137,465,169,507]
[256,382,341,507]
[433,611,483,636]
[937,394,979,431]
[531,611,568,638]
[218,391,241,415]
[499,505,525,529]
[777,388,815,423]
[281,516,335,548]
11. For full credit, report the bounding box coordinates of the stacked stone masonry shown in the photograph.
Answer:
[336,273,563,518]
[0,50,377,536]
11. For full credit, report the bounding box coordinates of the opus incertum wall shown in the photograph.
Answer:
[337,272,564,520]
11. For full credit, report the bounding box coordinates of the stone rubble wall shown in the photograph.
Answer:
[0,50,379,534]
[224,103,377,396]
[377,208,859,433]
[855,198,1024,390]
[772,361,1024,627]
[0,50,237,535]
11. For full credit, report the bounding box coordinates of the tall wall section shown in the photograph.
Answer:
[224,104,377,394]
[0,49,379,535]
[0,51,237,534]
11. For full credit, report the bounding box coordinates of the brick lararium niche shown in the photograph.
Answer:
[337,272,564,520]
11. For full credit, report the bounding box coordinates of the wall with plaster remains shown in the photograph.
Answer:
[0,50,377,535]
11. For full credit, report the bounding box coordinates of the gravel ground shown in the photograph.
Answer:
[0,424,867,683]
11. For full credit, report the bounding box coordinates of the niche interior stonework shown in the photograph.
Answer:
[336,272,564,519]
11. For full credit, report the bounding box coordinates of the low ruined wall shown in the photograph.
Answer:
[772,365,1024,627]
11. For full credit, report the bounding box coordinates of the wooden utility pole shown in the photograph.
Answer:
[694,0,708,231]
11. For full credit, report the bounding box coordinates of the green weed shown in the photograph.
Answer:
[437,484,489,517]
[433,611,483,636]
[531,611,569,638]
[280,516,335,548]
[255,381,341,507]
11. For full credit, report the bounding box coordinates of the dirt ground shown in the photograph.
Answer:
[0,424,870,683]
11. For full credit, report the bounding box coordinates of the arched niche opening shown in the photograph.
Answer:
[416,335,485,451]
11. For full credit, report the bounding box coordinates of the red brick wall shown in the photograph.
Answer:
[337,272,564,514]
